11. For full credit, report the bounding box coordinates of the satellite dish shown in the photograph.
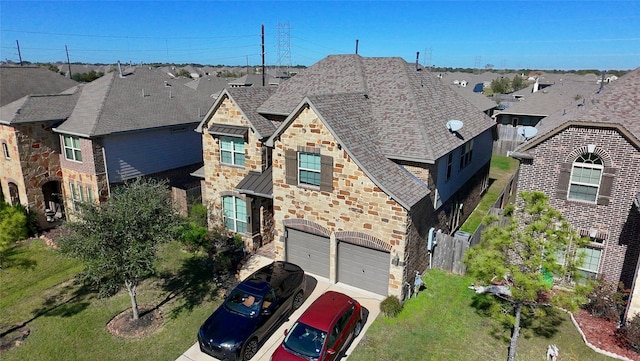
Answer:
[446,119,464,132]
[518,126,538,139]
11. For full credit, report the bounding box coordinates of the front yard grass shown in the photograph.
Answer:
[459,154,519,234]
[349,270,615,361]
[0,238,222,361]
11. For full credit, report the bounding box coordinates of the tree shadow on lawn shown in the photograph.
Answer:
[1,243,37,270]
[1,278,94,339]
[157,254,224,319]
[470,293,564,342]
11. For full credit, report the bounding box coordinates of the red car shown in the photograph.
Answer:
[271,291,363,361]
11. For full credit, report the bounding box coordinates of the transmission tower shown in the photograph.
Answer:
[276,22,292,77]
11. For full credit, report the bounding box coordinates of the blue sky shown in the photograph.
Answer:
[1,1,639,70]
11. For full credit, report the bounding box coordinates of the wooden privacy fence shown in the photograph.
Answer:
[493,124,526,155]
[431,169,520,273]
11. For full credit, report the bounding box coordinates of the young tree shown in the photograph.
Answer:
[464,191,590,361]
[59,177,181,320]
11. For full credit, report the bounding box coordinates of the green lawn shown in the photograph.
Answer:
[349,270,615,361]
[0,239,222,361]
[459,154,519,234]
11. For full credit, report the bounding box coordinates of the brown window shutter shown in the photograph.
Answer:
[320,155,333,192]
[285,150,297,185]
[556,162,571,199]
[597,167,617,205]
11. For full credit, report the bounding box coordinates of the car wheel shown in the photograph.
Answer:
[292,290,304,310]
[354,320,363,337]
[242,338,258,361]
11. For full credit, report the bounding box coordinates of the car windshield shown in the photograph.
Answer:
[223,289,262,317]
[282,322,327,360]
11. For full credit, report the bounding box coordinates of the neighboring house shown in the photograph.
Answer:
[493,77,603,127]
[0,66,78,226]
[447,81,498,117]
[1,65,212,228]
[197,54,495,298]
[53,66,212,216]
[511,67,640,319]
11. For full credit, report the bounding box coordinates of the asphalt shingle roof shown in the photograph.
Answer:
[494,79,601,117]
[56,68,214,136]
[261,55,494,163]
[0,66,78,106]
[519,67,640,150]
[307,93,430,209]
[0,89,81,124]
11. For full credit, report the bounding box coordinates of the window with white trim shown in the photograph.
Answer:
[220,136,245,166]
[459,139,474,169]
[222,196,247,233]
[298,153,321,187]
[568,153,603,202]
[63,135,82,162]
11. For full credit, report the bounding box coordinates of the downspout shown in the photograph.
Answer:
[101,146,111,198]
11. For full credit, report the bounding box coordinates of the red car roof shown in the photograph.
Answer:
[297,291,356,331]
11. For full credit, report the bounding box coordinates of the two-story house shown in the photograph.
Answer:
[197,54,495,298]
[511,67,640,319]
[1,65,214,228]
[1,66,78,227]
[52,66,213,216]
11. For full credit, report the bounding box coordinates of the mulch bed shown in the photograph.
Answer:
[573,309,640,361]
[106,306,163,340]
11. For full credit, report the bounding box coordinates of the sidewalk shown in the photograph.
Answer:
[175,252,382,361]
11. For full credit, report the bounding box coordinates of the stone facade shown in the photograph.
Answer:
[0,125,25,205]
[518,126,640,290]
[271,106,408,296]
[202,96,273,248]
[0,122,65,228]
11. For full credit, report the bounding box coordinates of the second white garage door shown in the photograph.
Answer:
[337,242,390,296]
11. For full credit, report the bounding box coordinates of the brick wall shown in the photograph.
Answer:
[518,126,640,288]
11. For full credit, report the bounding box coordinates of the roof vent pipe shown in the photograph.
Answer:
[416,52,420,71]
[355,39,359,55]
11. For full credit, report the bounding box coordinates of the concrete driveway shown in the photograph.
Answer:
[175,254,383,361]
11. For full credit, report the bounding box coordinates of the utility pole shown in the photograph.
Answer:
[65,45,72,79]
[262,24,265,86]
[16,40,23,66]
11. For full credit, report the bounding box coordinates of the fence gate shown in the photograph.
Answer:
[431,231,469,275]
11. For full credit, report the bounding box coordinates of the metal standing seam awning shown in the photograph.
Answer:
[235,167,273,199]
[207,123,249,138]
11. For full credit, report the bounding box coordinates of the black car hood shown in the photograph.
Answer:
[200,306,257,346]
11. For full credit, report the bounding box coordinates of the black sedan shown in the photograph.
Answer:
[198,261,306,361]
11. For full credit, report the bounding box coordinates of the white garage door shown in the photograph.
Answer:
[285,228,330,278]
[337,242,390,296]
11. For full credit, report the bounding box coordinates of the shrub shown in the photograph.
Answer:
[178,222,208,252]
[584,276,627,321]
[380,295,403,318]
[188,204,208,227]
[616,314,640,353]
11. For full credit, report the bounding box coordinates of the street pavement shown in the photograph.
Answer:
[175,253,383,361]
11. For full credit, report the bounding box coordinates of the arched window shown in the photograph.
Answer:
[222,196,247,233]
[568,153,603,202]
